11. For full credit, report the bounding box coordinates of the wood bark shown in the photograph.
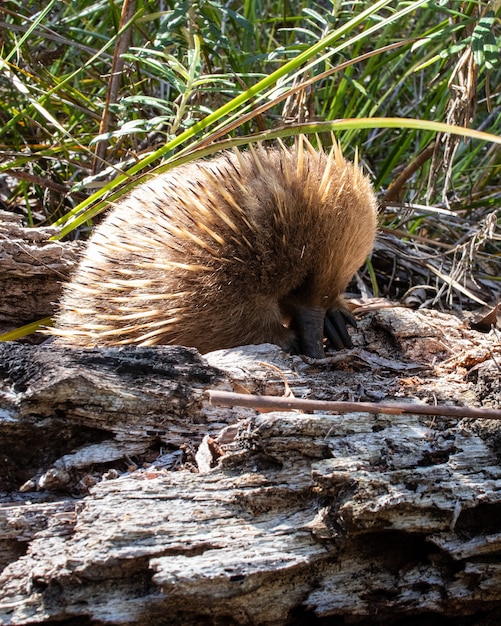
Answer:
[0,303,500,625]
[0,211,82,333]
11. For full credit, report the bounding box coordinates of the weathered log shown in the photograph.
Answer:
[0,211,82,333]
[0,305,500,625]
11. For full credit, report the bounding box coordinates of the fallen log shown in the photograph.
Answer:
[0,306,500,624]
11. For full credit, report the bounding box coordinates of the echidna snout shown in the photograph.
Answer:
[53,138,378,357]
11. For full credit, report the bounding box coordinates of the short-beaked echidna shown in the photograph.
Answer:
[54,138,378,358]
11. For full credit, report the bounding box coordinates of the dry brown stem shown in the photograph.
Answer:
[208,389,501,420]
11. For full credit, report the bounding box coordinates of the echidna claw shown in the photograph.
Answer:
[324,308,356,351]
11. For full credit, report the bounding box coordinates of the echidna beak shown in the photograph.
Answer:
[291,306,356,357]
[292,306,326,359]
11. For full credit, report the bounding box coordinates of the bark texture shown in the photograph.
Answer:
[0,211,82,333]
[0,304,500,625]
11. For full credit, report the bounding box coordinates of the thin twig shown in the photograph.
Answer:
[383,141,436,203]
[2,169,86,199]
[208,390,501,420]
[93,0,137,174]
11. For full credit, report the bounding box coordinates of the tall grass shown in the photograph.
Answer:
[0,0,500,312]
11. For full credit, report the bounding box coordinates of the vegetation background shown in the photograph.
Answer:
[0,0,500,336]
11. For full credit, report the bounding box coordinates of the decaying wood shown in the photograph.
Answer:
[0,305,500,625]
[0,211,83,333]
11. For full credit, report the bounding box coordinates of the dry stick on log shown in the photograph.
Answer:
[208,390,501,420]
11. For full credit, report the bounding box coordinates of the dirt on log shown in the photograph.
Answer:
[0,299,500,625]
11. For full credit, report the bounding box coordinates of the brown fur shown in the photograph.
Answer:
[54,139,378,354]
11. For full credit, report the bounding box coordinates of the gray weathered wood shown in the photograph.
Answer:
[0,305,500,624]
[0,211,82,332]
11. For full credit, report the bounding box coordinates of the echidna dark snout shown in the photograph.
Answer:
[288,306,356,358]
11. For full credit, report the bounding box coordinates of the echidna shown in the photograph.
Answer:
[53,137,378,358]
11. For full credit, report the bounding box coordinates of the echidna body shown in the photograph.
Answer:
[54,139,378,358]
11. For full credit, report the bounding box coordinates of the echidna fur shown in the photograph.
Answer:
[53,136,378,358]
